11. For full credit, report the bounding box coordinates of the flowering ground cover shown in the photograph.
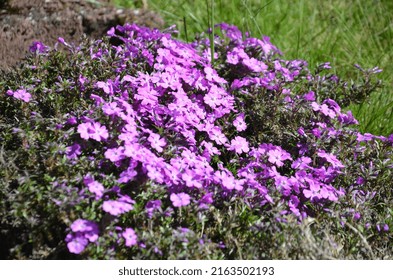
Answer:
[0,23,392,259]
[120,0,393,137]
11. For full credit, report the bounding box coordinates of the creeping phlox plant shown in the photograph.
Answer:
[1,23,392,259]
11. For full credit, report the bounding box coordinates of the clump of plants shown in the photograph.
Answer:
[0,23,392,260]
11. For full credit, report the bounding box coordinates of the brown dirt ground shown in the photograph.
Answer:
[0,0,164,70]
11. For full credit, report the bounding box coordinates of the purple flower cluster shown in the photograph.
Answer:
[66,219,99,254]
[12,23,389,255]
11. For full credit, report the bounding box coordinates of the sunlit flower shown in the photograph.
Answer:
[170,193,191,207]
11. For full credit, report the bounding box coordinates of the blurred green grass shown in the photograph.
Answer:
[112,0,393,136]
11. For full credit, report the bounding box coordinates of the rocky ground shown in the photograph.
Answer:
[0,0,164,70]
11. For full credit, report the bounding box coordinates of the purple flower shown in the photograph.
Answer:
[303,180,322,201]
[57,37,68,45]
[199,192,214,205]
[102,197,134,216]
[102,201,123,216]
[311,127,322,138]
[209,127,228,145]
[317,150,345,169]
[122,228,137,247]
[67,234,88,254]
[218,23,243,41]
[65,116,78,125]
[124,142,142,159]
[353,212,361,221]
[182,169,203,189]
[227,51,240,64]
[85,231,99,242]
[370,66,383,74]
[320,62,331,69]
[291,156,311,170]
[118,194,135,204]
[210,71,228,84]
[65,143,82,160]
[146,200,162,218]
[204,87,223,108]
[357,133,374,142]
[243,57,268,72]
[356,177,366,185]
[170,192,191,207]
[96,81,113,95]
[148,133,166,153]
[84,175,105,199]
[70,219,98,233]
[303,91,315,101]
[118,165,138,183]
[319,104,336,118]
[29,41,49,53]
[90,94,105,106]
[229,136,249,154]
[107,27,115,36]
[215,170,243,191]
[365,223,371,229]
[145,164,165,183]
[388,134,393,144]
[105,147,125,162]
[135,84,159,106]
[297,127,306,136]
[67,220,100,245]
[267,147,292,167]
[7,89,32,102]
[102,102,121,116]
[201,141,221,158]
[233,113,247,131]
[323,99,341,114]
[77,121,109,142]
[288,195,301,216]
[79,75,88,89]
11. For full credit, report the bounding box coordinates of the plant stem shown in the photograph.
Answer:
[209,0,215,66]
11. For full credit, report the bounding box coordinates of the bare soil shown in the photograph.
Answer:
[0,0,164,70]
